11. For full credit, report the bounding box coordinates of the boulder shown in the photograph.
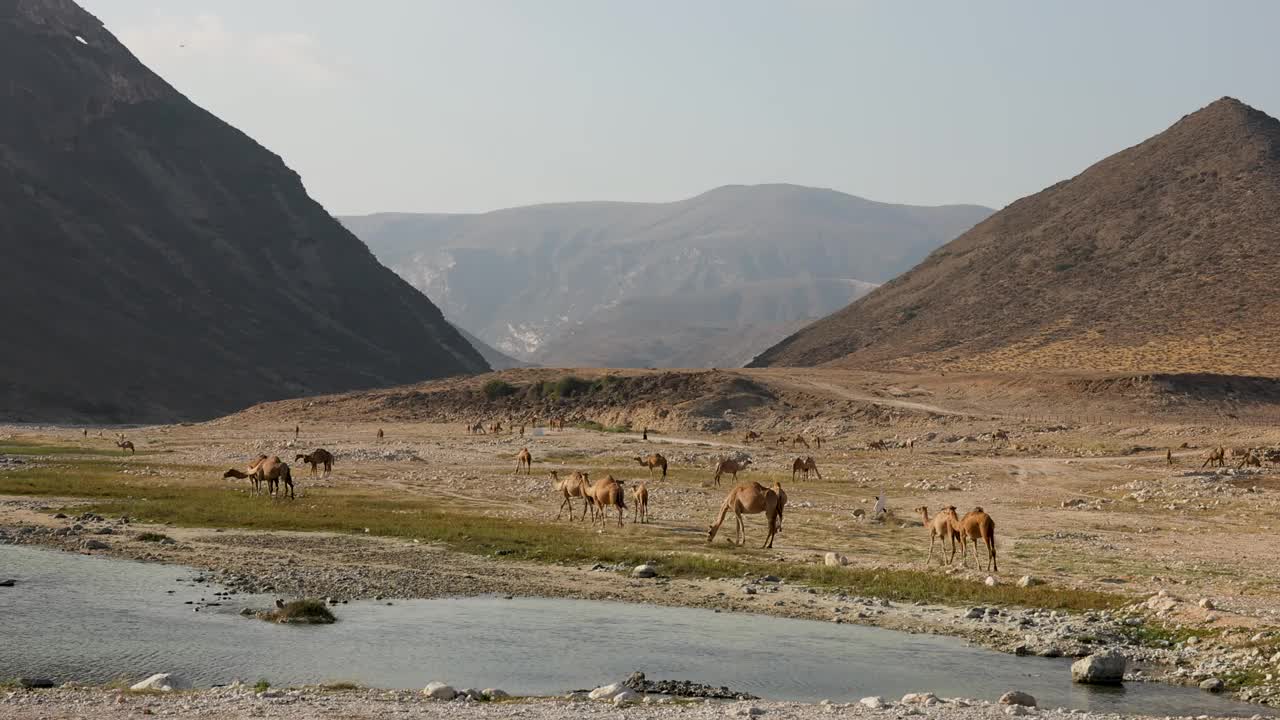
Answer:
[589,682,625,700]
[824,552,849,567]
[965,607,986,619]
[859,696,887,709]
[18,678,54,689]
[482,689,510,701]
[130,673,191,692]
[613,690,641,705]
[1017,576,1041,588]
[1071,650,1127,685]
[1004,705,1032,716]
[422,682,457,700]
[0,578,15,587]
[900,692,939,705]
[984,576,998,587]
[1200,678,1225,693]
[999,691,1037,707]
[631,564,658,578]
[81,539,110,550]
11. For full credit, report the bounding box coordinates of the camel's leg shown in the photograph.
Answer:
[735,508,746,545]
[557,494,570,521]
[986,535,997,572]
[927,534,936,565]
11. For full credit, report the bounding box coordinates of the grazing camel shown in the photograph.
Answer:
[489,420,504,435]
[515,447,532,474]
[115,435,135,453]
[948,507,997,571]
[712,457,751,487]
[916,505,959,566]
[743,431,761,443]
[791,456,821,481]
[634,453,668,480]
[377,428,385,439]
[990,429,1010,445]
[706,481,784,548]
[1238,449,1262,469]
[224,455,294,498]
[632,483,649,524]
[867,439,888,451]
[294,449,334,477]
[792,435,810,449]
[550,470,592,520]
[1201,446,1226,469]
[224,455,269,493]
[584,475,627,528]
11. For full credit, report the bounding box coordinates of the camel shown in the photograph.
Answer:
[867,439,888,451]
[294,425,300,440]
[904,437,917,453]
[743,431,761,444]
[550,470,592,520]
[792,435,810,449]
[1238,449,1262,469]
[115,434,135,454]
[294,449,334,477]
[712,457,751,487]
[791,456,821,481]
[377,428,385,439]
[706,481,784,548]
[1166,448,1174,466]
[1201,446,1226,469]
[548,418,565,431]
[584,475,627,528]
[634,453,668,480]
[223,455,294,498]
[948,507,997,571]
[632,483,649,524]
[466,421,485,435]
[775,436,788,445]
[991,429,1010,445]
[489,420,504,435]
[515,447,532,475]
[223,455,269,493]
[813,436,823,450]
[916,505,959,566]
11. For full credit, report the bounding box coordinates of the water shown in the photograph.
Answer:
[0,545,1265,715]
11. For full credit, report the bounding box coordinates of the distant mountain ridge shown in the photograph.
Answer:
[0,0,486,422]
[750,97,1280,377]
[343,185,991,368]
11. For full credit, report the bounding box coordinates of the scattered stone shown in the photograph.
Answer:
[859,696,887,709]
[80,539,110,550]
[1005,704,1032,716]
[1017,576,1041,588]
[999,691,1037,707]
[1198,598,1216,610]
[965,607,986,619]
[18,678,54,689]
[631,564,657,578]
[1071,650,1127,685]
[612,690,641,705]
[1200,678,1225,693]
[130,674,191,692]
[482,689,509,701]
[901,693,939,705]
[589,682,625,701]
[742,586,757,595]
[422,682,457,700]
[824,552,849,567]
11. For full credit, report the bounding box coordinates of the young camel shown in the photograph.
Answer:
[634,453,668,480]
[712,457,751,487]
[294,448,334,477]
[791,435,810,449]
[584,475,627,528]
[1201,446,1226,468]
[515,447,533,475]
[791,456,821,481]
[706,481,784,548]
[916,505,959,565]
[550,470,591,520]
[948,507,997,571]
[632,483,649,524]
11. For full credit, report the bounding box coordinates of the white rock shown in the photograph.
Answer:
[130,674,191,692]
[482,688,509,700]
[824,552,849,567]
[589,682,625,700]
[984,576,998,586]
[613,690,641,705]
[999,690,1037,707]
[632,564,658,578]
[1017,576,1041,588]
[1071,650,1127,685]
[422,682,457,700]
[901,692,939,705]
[1005,704,1032,716]
[860,696,887,709]
[1198,598,1215,610]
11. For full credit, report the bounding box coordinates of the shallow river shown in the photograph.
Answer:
[0,545,1266,715]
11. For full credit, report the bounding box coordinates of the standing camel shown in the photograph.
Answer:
[550,470,591,520]
[712,457,751,487]
[515,447,532,475]
[706,481,784,548]
[990,429,1009,445]
[294,425,300,441]
[634,453,668,480]
[223,455,294,498]
[948,507,997,571]
[294,449,335,477]
[1238,449,1262,469]
[743,431,761,443]
[792,435,810,449]
[632,483,649,524]
[813,436,823,450]
[377,428,385,439]
[584,475,627,528]
[904,437,917,453]
[916,505,959,566]
[489,420,504,435]
[1166,448,1174,466]
[1201,446,1226,468]
[223,455,269,493]
[115,435,135,454]
[791,456,821,481]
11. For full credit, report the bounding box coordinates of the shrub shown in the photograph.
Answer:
[135,532,175,544]
[481,379,517,400]
[254,679,271,692]
[257,599,336,624]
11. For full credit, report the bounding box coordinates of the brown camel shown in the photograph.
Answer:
[991,429,1009,445]
[706,481,783,548]
[792,435,810,449]
[515,447,532,474]
[584,475,627,528]
[632,483,649,524]
[813,436,823,450]
[916,505,959,566]
[377,428,385,439]
[223,454,269,493]
[712,457,751,487]
[1201,446,1226,468]
[904,437,917,453]
[867,439,888,451]
[550,470,592,520]
[1238,449,1262,469]
[743,431,761,443]
[294,449,334,477]
[115,435,135,454]
[1166,448,1174,466]
[948,507,997,571]
[634,453,668,480]
[224,455,294,498]
[466,421,485,435]
[791,456,821,481]
[489,420,504,435]
[775,436,788,445]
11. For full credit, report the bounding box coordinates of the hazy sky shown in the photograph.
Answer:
[80,1,1280,215]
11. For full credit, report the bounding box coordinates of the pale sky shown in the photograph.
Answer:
[80,1,1280,215]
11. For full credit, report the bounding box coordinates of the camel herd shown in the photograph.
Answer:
[223,454,296,499]
[1199,445,1280,469]
[916,505,998,571]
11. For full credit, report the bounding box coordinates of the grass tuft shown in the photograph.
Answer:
[257,599,336,624]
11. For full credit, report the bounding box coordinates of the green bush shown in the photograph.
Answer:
[539,375,593,400]
[481,379,517,400]
[135,531,175,544]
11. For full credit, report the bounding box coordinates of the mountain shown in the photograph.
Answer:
[342,185,991,368]
[0,0,487,423]
[750,98,1280,376]
[450,323,533,370]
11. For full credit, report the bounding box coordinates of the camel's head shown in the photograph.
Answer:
[706,524,718,543]
[294,454,305,462]
[914,505,928,515]
[221,469,238,479]
[742,458,753,467]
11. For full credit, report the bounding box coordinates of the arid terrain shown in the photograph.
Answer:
[5,367,1280,714]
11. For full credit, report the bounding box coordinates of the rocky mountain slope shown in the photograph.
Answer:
[751,97,1280,377]
[343,185,990,368]
[0,0,487,423]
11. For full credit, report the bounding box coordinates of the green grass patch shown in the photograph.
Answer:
[0,441,150,458]
[574,420,632,433]
[254,679,271,692]
[481,379,518,400]
[1117,621,1219,647]
[320,681,362,691]
[257,599,336,624]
